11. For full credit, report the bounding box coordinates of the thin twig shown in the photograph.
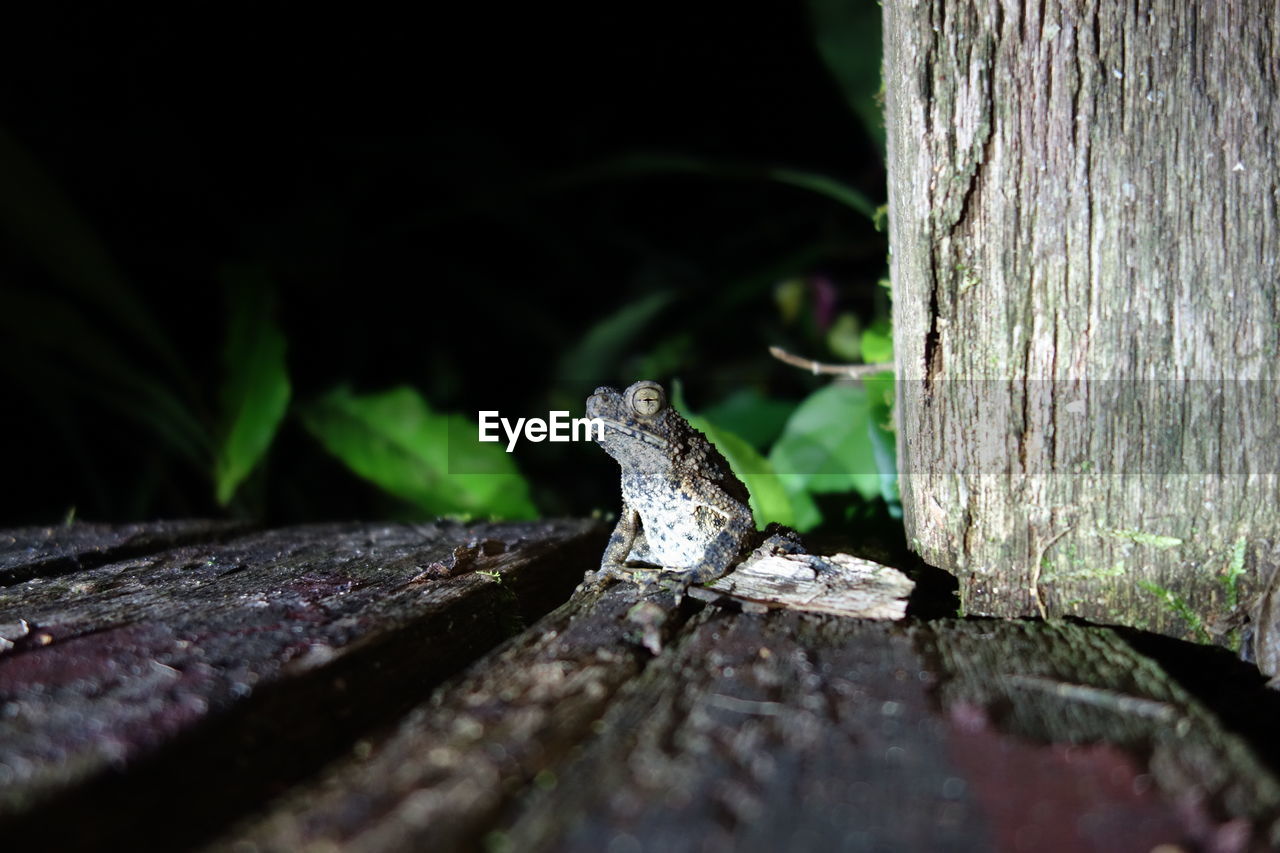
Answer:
[1029,524,1073,619]
[768,346,893,379]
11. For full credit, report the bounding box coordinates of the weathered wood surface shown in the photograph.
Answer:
[0,519,248,586]
[4,521,1280,851]
[922,621,1280,846]
[702,550,915,618]
[213,582,676,852]
[884,1,1280,641]
[217,596,1280,850]
[0,519,605,849]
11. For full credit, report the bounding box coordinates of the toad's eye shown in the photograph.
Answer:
[627,380,667,417]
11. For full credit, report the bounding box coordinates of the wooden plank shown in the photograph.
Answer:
[501,611,999,852]
[212,591,1280,851]
[0,519,605,850]
[509,617,1280,851]
[918,619,1280,847]
[0,519,248,587]
[7,521,1279,850]
[213,580,676,852]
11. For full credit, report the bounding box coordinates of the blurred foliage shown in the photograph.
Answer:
[864,371,900,509]
[299,387,536,520]
[1,2,894,534]
[558,153,880,220]
[698,388,795,451]
[859,317,894,364]
[766,378,898,531]
[214,268,291,506]
[809,0,887,153]
[673,382,818,532]
[556,291,677,389]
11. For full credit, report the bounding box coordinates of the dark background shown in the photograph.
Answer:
[1,2,886,525]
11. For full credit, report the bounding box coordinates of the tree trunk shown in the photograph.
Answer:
[884,2,1280,651]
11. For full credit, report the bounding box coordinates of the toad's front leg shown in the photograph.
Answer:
[583,504,659,590]
[601,504,640,570]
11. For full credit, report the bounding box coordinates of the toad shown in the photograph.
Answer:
[585,380,758,586]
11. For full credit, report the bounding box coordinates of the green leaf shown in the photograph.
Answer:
[564,154,879,220]
[864,371,901,515]
[860,317,894,364]
[698,388,798,452]
[826,312,863,361]
[556,291,674,386]
[765,166,880,220]
[873,204,889,233]
[299,386,537,520]
[690,414,798,530]
[213,269,292,506]
[773,474,825,533]
[769,382,880,500]
[808,0,885,153]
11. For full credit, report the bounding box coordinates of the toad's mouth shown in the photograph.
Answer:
[594,418,670,449]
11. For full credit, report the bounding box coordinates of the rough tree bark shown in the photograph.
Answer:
[884,2,1280,650]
